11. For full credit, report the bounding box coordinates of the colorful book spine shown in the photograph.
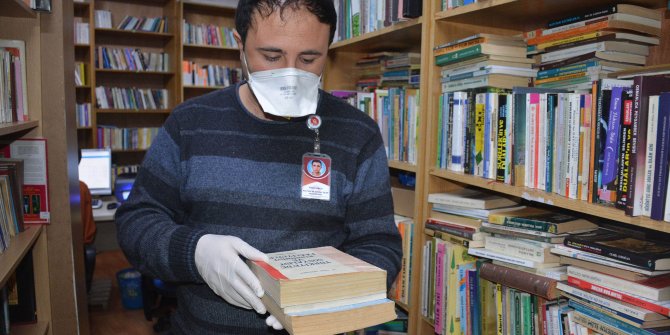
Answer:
[600,86,624,202]
[651,92,670,220]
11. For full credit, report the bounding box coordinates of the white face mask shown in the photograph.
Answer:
[243,53,321,118]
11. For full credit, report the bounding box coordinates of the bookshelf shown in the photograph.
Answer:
[418,0,670,334]
[1,0,83,333]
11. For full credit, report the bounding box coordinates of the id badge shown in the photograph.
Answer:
[301,153,331,201]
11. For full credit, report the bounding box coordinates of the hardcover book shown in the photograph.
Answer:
[247,246,387,308]
[427,188,519,209]
[478,262,560,300]
[488,207,597,234]
[564,228,670,271]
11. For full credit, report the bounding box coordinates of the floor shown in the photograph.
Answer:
[87,249,157,335]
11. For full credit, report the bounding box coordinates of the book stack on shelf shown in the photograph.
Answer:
[94,9,112,29]
[332,0,422,43]
[552,227,670,334]
[182,21,237,48]
[95,47,170,72]
[116,15,168,33]
[526,4,662,91]
[247,246,397,335]
[74,17,90,45]
[181,62,241,88]
[96,126,159,151]
[0,40,28,124]
[76,103,91,128]
[74,62,88,86]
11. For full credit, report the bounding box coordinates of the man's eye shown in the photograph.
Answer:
[301,58,316,64]
[265,56,281,62]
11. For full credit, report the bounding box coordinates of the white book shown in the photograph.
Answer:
[450,92,467,173]
[579,94,593,201]
[566,93,582,199]
[486,93,498,180]
[551,245,670,277]
[540,41,650,63]
[525,93,536,188]
[484,235,560,263]
[467,247,561,269]
[537,93,547,190]
[643,95,660,216]
[567,266,670,301]
[494,261,567,281]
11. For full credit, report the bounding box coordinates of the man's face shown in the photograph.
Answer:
[236,6,331,76]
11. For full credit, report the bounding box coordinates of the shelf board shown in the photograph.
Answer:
[94,28,174,40]
[12,321,49,335]
[77,126,93,130]
[0,120,39,137]
[0,0,36,18]
[96,109,171,114]
[608,63,670,79]
[0,225,43,288]
[95,69,175,75]
[73,1,90,9]
[112,149,147,153]
[388,160,417,173]
[74,44,90,49]
[76,85,91,89]
[330,18,423,52]
[433,0,668,30]
[183,43,239,51]
[430,168,670,233]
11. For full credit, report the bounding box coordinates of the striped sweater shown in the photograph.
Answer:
[115,83,403,334]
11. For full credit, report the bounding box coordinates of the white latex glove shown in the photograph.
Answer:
[266,315,284,330]
[195,234,268,313]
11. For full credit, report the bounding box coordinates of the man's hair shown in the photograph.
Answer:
[236,0,337,46]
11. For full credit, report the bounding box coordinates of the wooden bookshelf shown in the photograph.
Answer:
[183,43,238,51]
[96,108,171,114]
[95,69,175,75]
[330,18,423,52]
[389,160,418,173]
[94,28,174,39]
[12,321,49,335]
[0,121,39,137]
[0,225,42,288]
[0,0,36,18]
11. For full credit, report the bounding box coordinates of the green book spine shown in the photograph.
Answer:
[435,45,483,66]
[503,217,550,232]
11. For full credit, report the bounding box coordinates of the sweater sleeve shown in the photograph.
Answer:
[340,131,403,290]
[115,111,207,283]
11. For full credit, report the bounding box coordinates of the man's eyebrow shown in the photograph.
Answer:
[257,47,284,53]
[300,50,323,56]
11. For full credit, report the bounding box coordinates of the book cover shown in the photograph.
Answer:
[616,91,634,209]
[564,228,670,271]
[600,86,624,202]
[568,266,670,301]
[247,246,386,308]
[488,207,597,234]
[651,92,670,220]
[478,262,560,300]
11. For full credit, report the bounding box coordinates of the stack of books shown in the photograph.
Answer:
[552,227,670,333]
[332,0,421,43]
[525,4,662,91]
[248,246,396,335]
[354,52,420,90]
[389,215,413,306]
[435,33,536,92]
[181,61,241,88]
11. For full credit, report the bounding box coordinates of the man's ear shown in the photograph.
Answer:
[233,30,243,52]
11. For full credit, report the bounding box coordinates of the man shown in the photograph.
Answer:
[115,1,402,334]
[311,160,323,177]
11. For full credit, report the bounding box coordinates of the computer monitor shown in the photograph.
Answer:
[78,148,113,196]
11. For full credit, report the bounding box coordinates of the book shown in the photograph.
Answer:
[247,246,387,308]
[551,244,670,277]
[563,228,670,271]
[487,207,597,234]
[427,188,519,209]
[567,266,670,301]
[546,4,663,29]
[478,262,560,300]
[262,295,396,335]
[468,247,561,270]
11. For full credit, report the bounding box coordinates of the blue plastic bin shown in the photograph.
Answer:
[116,268,143,310]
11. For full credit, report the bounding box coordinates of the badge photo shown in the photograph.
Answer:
[301,153,331,201]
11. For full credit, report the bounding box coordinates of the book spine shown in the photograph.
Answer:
[434,241,446,334]
[626,78,645,216]
[546,5,618,28]
[504,217,550,232]
[600,86,624,203]
[426,222,476,240]
[484,235,557,263]
[570,300,655,335]
[479,262,559,301]
[568,276,670,317]
[556,282,651,320]
[642,95,659,217]
[651,92,670,220]
[563,238,657,271]
[616,94,633,209]
[475,93,486,177]
[513,93,527,186]
[435,45,483,66]
[497,94,508,182]
[571,311,630,335]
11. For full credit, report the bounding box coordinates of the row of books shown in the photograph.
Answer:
[95,47,170,72]
[0,159,25,254]
[524,4,662,91]
[73,18,89,45]
[332,0,421,43]
[182,21,237,48]
[93,10,112,29]
[181,62,241,88]
[115,15,169,33]
[74,62,87,86]
[94,87,169,110]
[332,87,420,164]
[355,52,421,91]
[0,40,28,124]
[441,0,477,11]
[420,187,670,334]
[96,126,159,151]
[75,103,91,128]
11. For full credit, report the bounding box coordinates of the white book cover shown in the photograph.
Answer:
[643,95,660,216]
[468,247,561,269]
[450,92,467,173]
[580,94,593,201]
[525,93,536,188]
[567,93,582,199]
[486,93,499,180]
[556,282,661,321]
[484,235,559,263]
[537,93,547,191]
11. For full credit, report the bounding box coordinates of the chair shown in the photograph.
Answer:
[142,275,177,333]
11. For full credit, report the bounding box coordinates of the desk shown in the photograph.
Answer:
[92,196,119,251]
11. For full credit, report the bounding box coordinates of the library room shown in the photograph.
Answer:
[1,0,670,334]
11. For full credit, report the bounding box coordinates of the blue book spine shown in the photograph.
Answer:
[651,92,670,220]
[601,86,624,188]
[570,299,656,335]
[546,94,556,193]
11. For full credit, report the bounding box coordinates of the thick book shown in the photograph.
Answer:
[478,262,560,300]
[488,207,597,234]
[567,266,670,301]
[546,4,663,29]
[247,246,387,308]
[427,188,519,209]
[626,75,670,216]
[563,228,670,271]
[651,92,670,220]
[262,295,396,335]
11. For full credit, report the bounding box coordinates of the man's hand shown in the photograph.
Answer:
[194,234,268,313]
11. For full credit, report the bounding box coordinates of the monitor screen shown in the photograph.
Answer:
[78,148,112,196]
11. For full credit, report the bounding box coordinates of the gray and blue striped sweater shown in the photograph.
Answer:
[115,83,403,334]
